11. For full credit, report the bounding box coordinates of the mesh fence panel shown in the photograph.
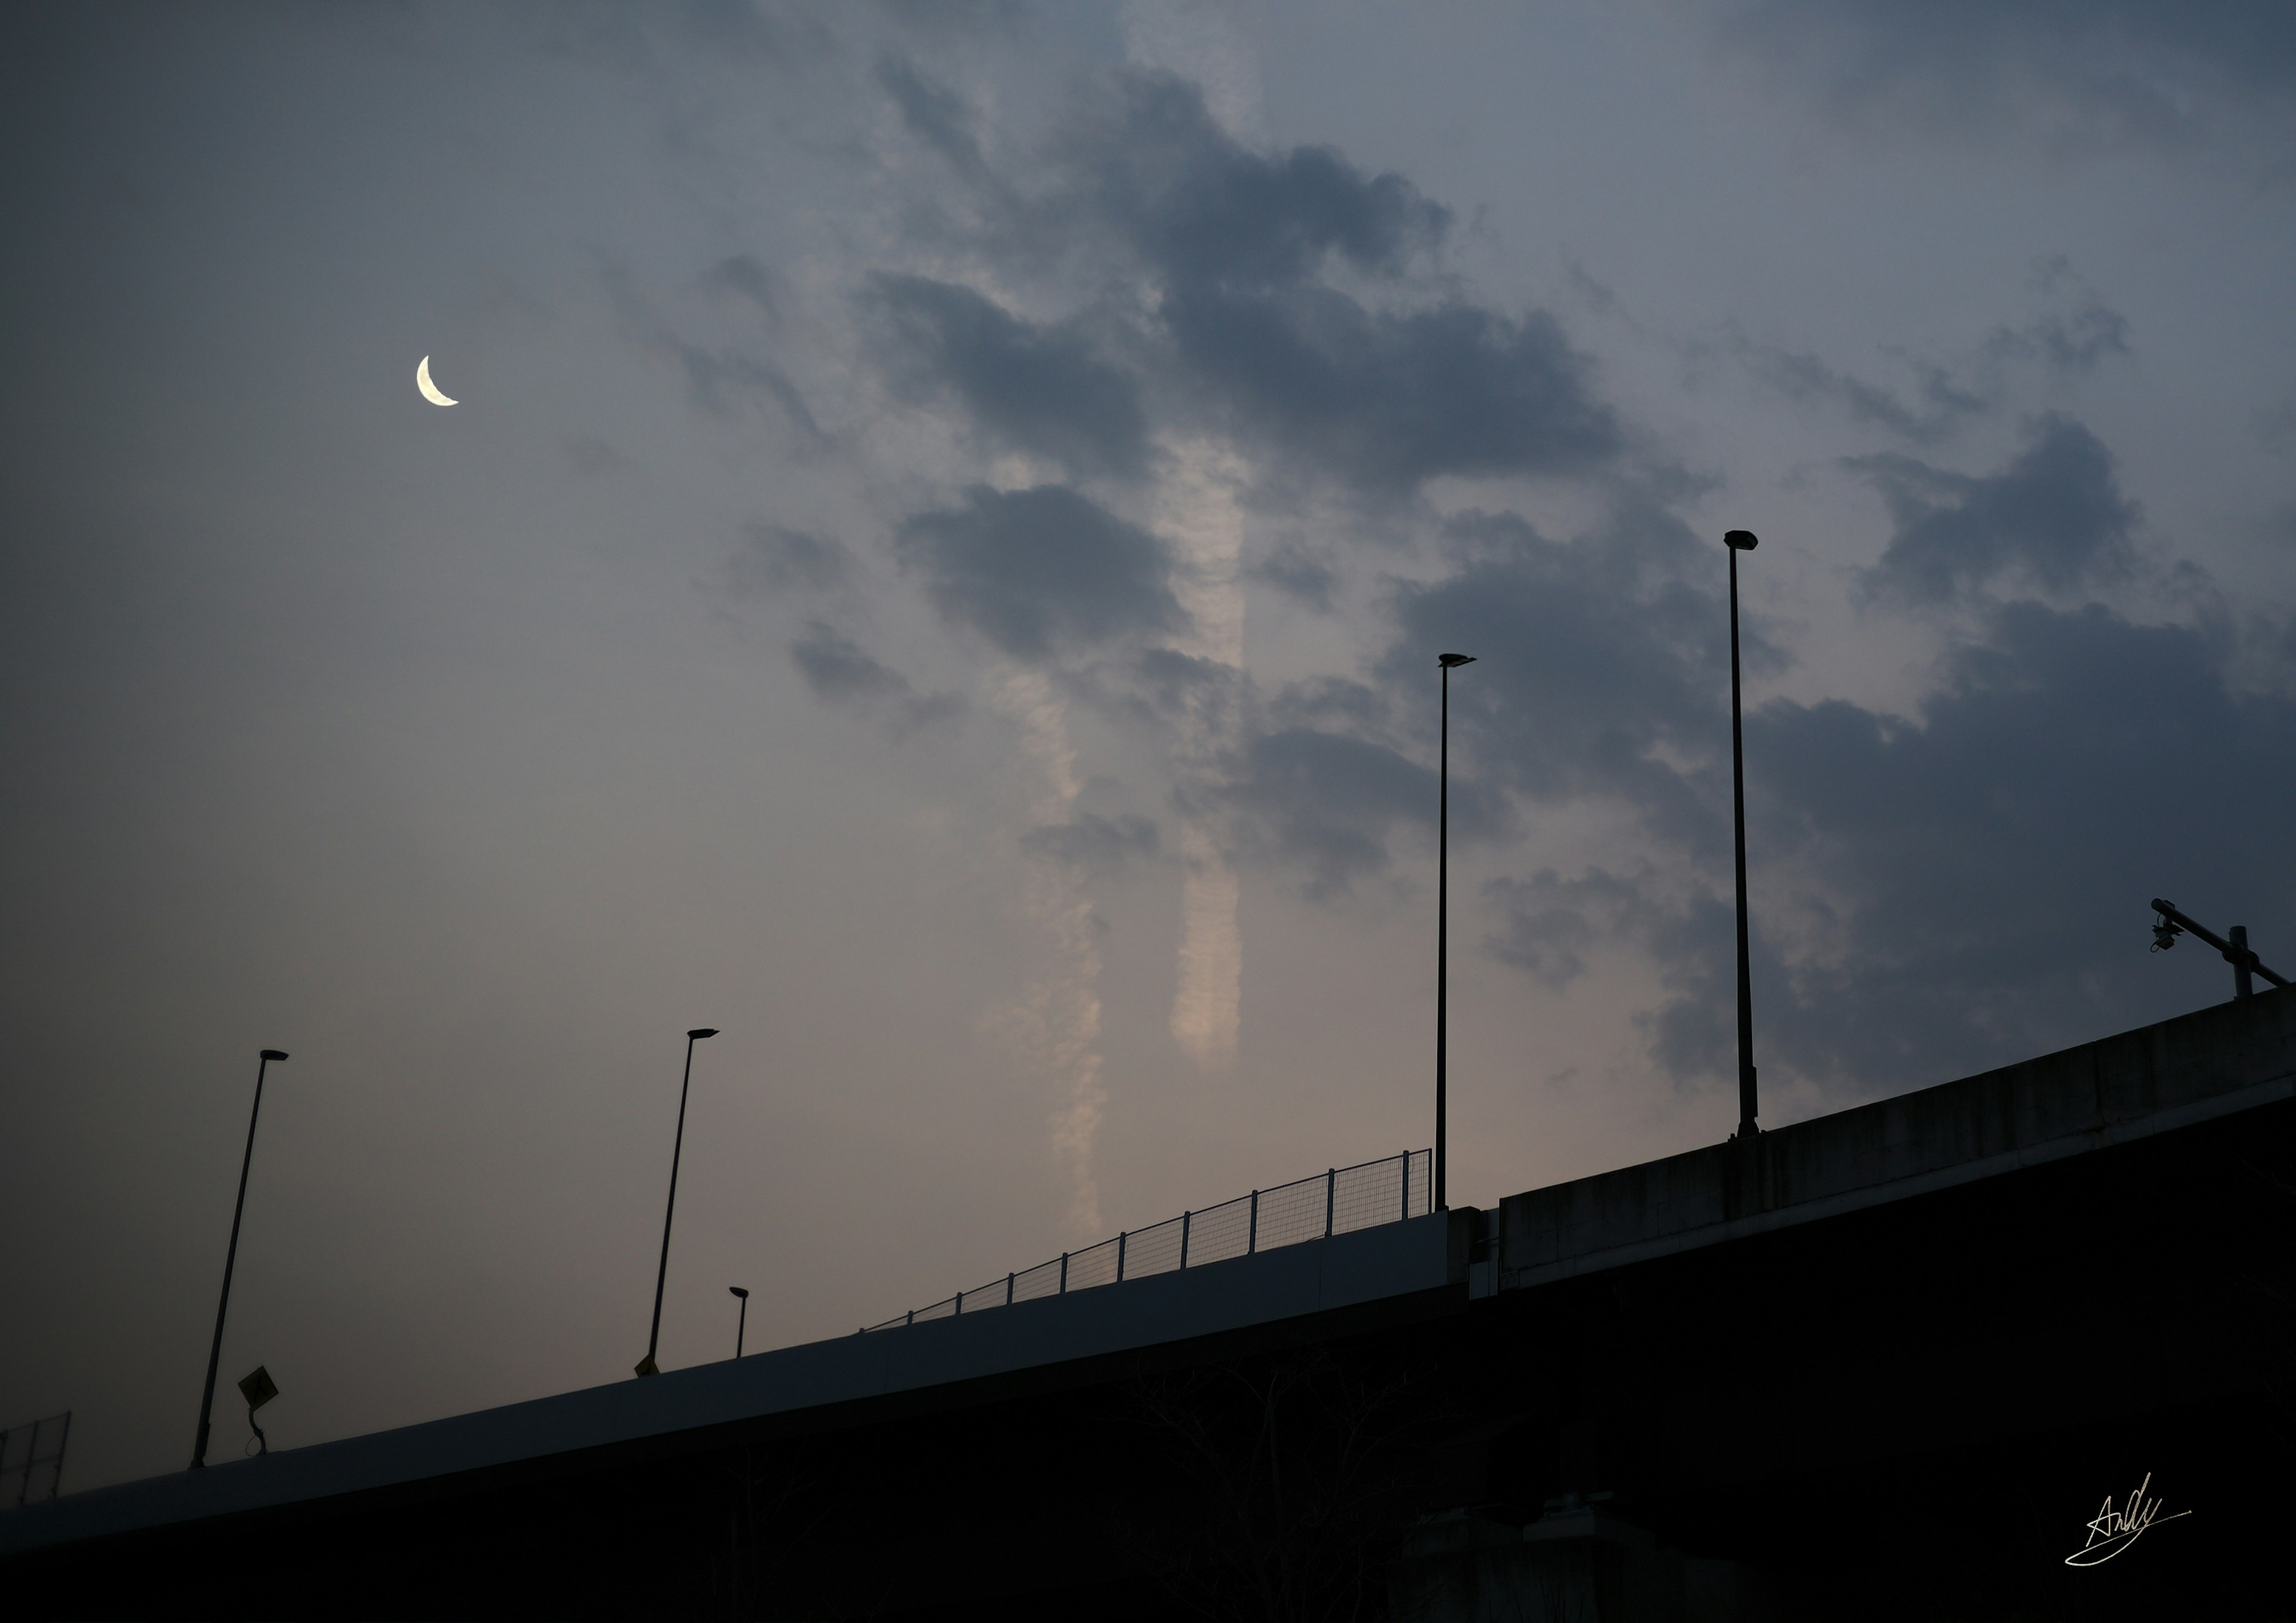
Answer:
[1184,1195,1253,1267]
[1253,1174,1333,1251]
[1121,1216,1184,1279]
[1010,1257,1065,1304]
[1332,1156,1412,1236]
[1064,1236,1122,1292]
[861,1150,1430,1334]
[1,1415,68,1509]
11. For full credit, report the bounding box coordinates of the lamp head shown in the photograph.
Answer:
[1724,530,1760,551]
[2151,914,2182,953]
[237,1365,278,1412]
[729,1286,749,1300]
[259,1050,289,1062]
[1437,653,1476,668]
[687,1028,719,1041]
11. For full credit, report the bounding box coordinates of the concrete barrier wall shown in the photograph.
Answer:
[1498,987,2296,1288]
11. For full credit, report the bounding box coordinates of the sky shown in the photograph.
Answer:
[4,0,2292,1496]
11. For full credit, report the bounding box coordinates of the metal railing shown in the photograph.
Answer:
[862,1150,1431,1332]
[1,1412,69,1509]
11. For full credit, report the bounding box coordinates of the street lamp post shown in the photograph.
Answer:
[1436,652,1476,1212]
[729,1286,749,1359]
[191,1049,288,1469]
[1724,530,1760,1142]
[636,1028,719,1379]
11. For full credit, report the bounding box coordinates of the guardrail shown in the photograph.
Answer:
[1,1413,69,1509]
[862,1149,1432,1332]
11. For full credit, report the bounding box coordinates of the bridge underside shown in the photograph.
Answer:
[12,997,2294,1620]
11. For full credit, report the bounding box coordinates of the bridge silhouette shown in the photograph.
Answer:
[6,989,2291,1620]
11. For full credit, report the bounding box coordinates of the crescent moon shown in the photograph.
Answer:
[416,356,457,407]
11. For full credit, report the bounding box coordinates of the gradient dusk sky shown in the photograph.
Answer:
[4,0,2293,1494]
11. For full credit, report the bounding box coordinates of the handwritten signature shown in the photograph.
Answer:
[2065,1473,2191,1567]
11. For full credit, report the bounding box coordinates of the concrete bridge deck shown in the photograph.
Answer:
[7,986,2291,1618]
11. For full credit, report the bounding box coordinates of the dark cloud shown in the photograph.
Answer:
[1228,726,1442,901]
[788,621,964,733]
[1726,264,2130,445]
[876,0,1025,43]
[1387,506,1745,835]
[1739,598,2296,1089]
[729,524,851,595]
[1167,289,1623,490]
[1018,812,1160,878]
[1224,504,1747,898]
[709,254,786,325]
[1052,71,1451,293]
[1484,869,1745,1081]
[1482,869,1623,989]
[1706,0,2296,147]
[1250,538,1340,612]
[1727,330,1992,445]
[874,54,987,181]
[863,274,1149,478]
[1979,265,2132,375]
[1053,75,1619,493]
[893,484,1187,662]
[671,344,828,445]
[1482,598,2296,1098]
[1852,414,2138,607]
[526,1,832,72]
[865,68,1625,498]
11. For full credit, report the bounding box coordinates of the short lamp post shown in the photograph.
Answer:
[729,1286,750,1359]
[1436,652,1476,1212]
[191,1050,289,1470]
[636,1028,718,1379]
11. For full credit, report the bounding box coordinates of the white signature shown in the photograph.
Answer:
[2065,1473,2190,1567]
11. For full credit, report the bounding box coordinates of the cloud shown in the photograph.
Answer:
[1049,75,1620,493]
[862,67,1627,499]
[1725,262,2132,445]
[1852,414,2139,607]
[1702,0,2296,151]
[1479,597,2296,1098]
[1728,329,1990,445]
[709,253,786,325]
[670,344,829,444]
[874,53,988,181]
[863,273,1150,478]
[1019,811,1161,878]
[1739,598,2296,1087]
[787,621,964,733]
[1165,288,1624,491]
[524,0,833,73]
[1223,502,1750,900]
[1228,725,1443,900]
[1385,506,1748,831]
[893,483,1189,661]
[1251,537,1340,612]
[729,523,852,595]
[1049,71,1451,293]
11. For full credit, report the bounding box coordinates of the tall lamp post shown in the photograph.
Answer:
[191,1049,289,1469]
[729,1286,750,1359]
[1436,652,1476,1212]
[636,1028,718,1379]
[1724,530,1761,1141]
